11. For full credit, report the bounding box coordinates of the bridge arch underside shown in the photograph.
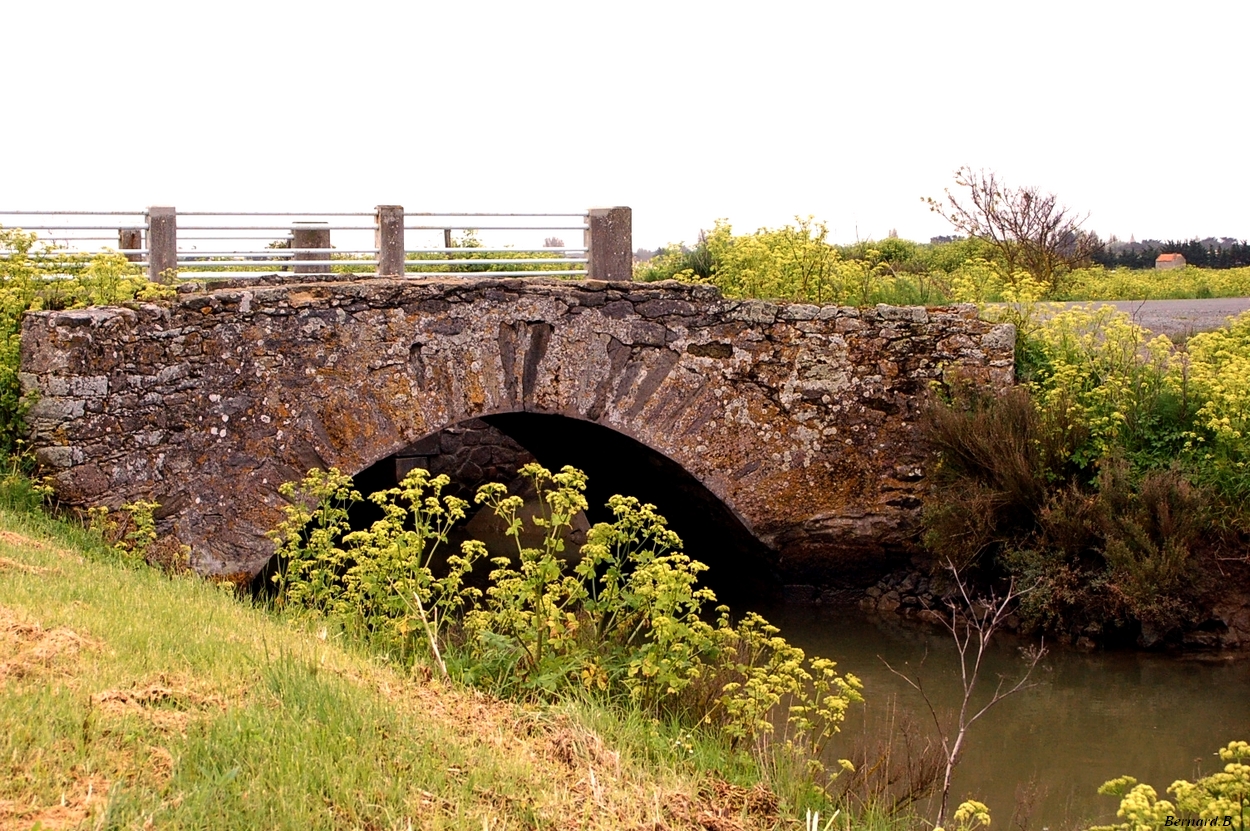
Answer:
[340,413,782,605]
[19,278,1015,590]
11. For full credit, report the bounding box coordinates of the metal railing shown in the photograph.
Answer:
[0,205,633,282]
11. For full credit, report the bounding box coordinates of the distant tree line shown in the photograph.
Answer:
[1092,237,1250,269]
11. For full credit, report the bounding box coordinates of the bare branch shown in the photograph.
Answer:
[883,558,1047,827]
[925,166,1100,295]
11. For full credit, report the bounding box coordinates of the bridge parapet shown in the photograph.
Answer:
[20,277,1014,583]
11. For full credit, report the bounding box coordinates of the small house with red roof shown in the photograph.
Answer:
[1156,253,1186,270]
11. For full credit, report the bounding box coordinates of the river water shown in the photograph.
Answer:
[752,603,1250,829]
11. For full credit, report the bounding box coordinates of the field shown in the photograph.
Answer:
[634,223,1250,306]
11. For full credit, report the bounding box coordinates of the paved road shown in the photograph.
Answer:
[1042,297,1250,340]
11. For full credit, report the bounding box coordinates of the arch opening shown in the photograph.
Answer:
[255,413,782,606]
[482,413,781,606]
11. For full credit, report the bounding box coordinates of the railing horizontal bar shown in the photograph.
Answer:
[177,211,376,217]
[0,250,137,257]
[405,225,588,231]
[172,269,590,279]
[406,247,587,254]
[401,258,587,266]
[0,211,145,216]
[177,235,297,241]
[172,259,588,267]
[401,270,587,277]
[186,224,586,231]
[179,225,378,231]
[3,246,590,256]
[1,211,589,218]
[177,260,378,267]
[0,225,150,231]
[406,212,588,217]
[172,249,380,256]
[8,237,126,243]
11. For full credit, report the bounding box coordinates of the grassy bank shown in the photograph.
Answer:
[0,502,789,830]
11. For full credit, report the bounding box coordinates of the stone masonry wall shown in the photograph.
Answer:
[392,418,536,501]
[19,277,1015,582]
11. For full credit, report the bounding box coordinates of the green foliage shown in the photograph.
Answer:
[919,237,1000,274]
[1093,741,1249,831]
[267,467,481,661]
[635,219,954,306]
[268,468,362,613]
[1022,305,1185,470]
[1179,313,1250,503]
[400,230,582,276]
[924,304,1250,642]
[635,219,1250,308]
[1017,306,1250,505]
[2,495,792,830]
[272,462,863,794]
[85,498,189,573]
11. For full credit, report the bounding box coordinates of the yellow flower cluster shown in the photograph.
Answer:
[1093,741,1249,831]
[1182,314,1250,445]
[1024,305,1174,465]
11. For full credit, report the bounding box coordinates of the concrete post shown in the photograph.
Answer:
[586,206,632,281]
[375,205,404,277]
[146,206,177,283]
[118,228,143,263]
[292,222,331,275]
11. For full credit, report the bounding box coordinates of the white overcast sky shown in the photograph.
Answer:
[2,0,1246,249]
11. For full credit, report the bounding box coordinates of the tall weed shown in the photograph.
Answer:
[271,462,864,795]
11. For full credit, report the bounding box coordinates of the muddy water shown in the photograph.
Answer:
[752,603,1250,828]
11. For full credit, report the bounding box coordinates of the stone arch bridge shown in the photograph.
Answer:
[20,276,1014,585]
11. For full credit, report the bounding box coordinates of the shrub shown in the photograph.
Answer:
[635,219,954,306]
[1098,463,1211,625]
[922,304,1247,643]
[922,385,1082,572]
[267,467,480,662]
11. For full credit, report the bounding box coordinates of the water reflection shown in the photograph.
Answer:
[752,602,1250,828]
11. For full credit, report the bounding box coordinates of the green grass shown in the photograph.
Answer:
[0,501,793,830]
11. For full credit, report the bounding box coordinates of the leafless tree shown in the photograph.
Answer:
[925,167,1102,295]
[543,236,565,248]
[881,561,1045,827]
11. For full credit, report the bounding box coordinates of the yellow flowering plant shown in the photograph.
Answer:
[273,462,864,791]
[1094,741,1249,831]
